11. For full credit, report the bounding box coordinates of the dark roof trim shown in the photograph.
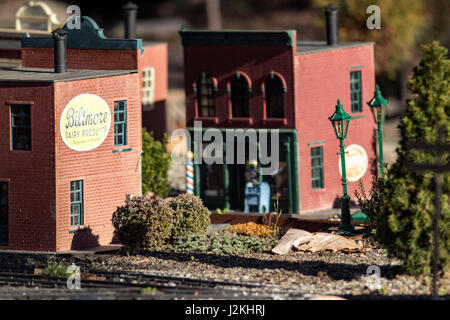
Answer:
[22,16,142,51]
[179,29,295,47]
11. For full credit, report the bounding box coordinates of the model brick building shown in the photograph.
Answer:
[20,14,168,142]
[180,9,377,215]
[0,18,142,251]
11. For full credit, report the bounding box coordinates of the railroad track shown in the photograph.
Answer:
[0,263,286,299]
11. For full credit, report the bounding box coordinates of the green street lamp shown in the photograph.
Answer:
[368,84,389,174]
[329,99,354,233]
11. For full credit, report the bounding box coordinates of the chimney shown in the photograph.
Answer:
[324,3,339,46]
[123,2,138,39]
[52,28,68,73]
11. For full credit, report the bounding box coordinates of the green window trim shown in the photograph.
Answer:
[114,100,127,146]
[350,70,362,113]
[11,104,31,151]
[311,146,324,190]
[112,147,132,153]
[70,180,83,227]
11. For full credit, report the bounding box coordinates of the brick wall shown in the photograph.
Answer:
[54,73,141,252]
[21,48,140,70]
[295,44,377,213]
[0,72,141,252]
[140,43,168,103]
[0,82,57,251]
[183,42,296,129]
[140,43,168,139]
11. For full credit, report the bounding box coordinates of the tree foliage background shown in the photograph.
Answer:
[375,42,449,275]
[141,129,171,198]
[314,0,427,79]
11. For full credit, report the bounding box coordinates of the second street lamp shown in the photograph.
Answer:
[368,84,389,174]
[329,99,354,233]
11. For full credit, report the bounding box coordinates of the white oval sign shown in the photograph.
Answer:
[338,144,369,182]
[60,94,111,151]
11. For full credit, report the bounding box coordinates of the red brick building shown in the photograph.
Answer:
[180,17,377,215]
[0,18,142,251]
[17,13,168,141]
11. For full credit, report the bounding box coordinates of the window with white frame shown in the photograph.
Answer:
[142,67,155,110]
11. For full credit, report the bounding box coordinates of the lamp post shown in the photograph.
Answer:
[368,84,389,174]
[329,99,354,233]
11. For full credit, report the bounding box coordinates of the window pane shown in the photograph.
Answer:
[11,105,32,151]
[231,75,249,118]
[265,76,285,118]
[196,74,216,117]
[70,180,83,226]
[310,147,324,189]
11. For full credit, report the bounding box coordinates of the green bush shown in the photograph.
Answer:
[112,196,174,250]
[373,42,449,276]
[168,233,211,253]
[354,167,388,223]
[169,193,211,240]
[142,129,171,198]
[167,231,277,255]
[41,257,70,278]
[210,233,277,255]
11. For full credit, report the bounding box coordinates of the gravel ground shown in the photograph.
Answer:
[1,237,447,300]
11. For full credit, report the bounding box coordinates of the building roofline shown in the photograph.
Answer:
[0,68,138,83]
[296,41,374,55]
[21,16,142,51]
[179,29,296,47]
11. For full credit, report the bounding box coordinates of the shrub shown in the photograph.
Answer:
[41,257,70,278]
[112,196,174,250]
[169,193,211,240]
[354,167,388,223]
[226,222,279,238]
[142,129,171,198]
[374,42,449,276]
[168,233,210,253]
[167,231,277,255]
[210,233,277,255]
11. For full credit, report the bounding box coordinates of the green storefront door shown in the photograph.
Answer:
[191,128,300,214]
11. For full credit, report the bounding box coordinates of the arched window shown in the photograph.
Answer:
[231,74,250,118]
[265,74,285,118]
[197,73,216,117]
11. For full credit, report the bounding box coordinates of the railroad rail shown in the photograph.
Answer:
[0,263,294,299]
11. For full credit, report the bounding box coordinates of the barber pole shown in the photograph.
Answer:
[250,161,259,185]
[186,152,194,194]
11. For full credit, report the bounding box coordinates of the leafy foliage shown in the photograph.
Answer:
[314,0,426,78]
[168,231,277,255]
[210,233,277,255]
[226,222,280,238]
[41,257,70,278]
[354,166,388,222]
[169,193,211,240]
[141,129,171,198]
[112,196,174,251]
[167,233,211,253]
[375,42,449,275]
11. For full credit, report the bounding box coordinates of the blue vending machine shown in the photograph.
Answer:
[244,182,271,213]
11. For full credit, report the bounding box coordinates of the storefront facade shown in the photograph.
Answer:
[180,29,377,214]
